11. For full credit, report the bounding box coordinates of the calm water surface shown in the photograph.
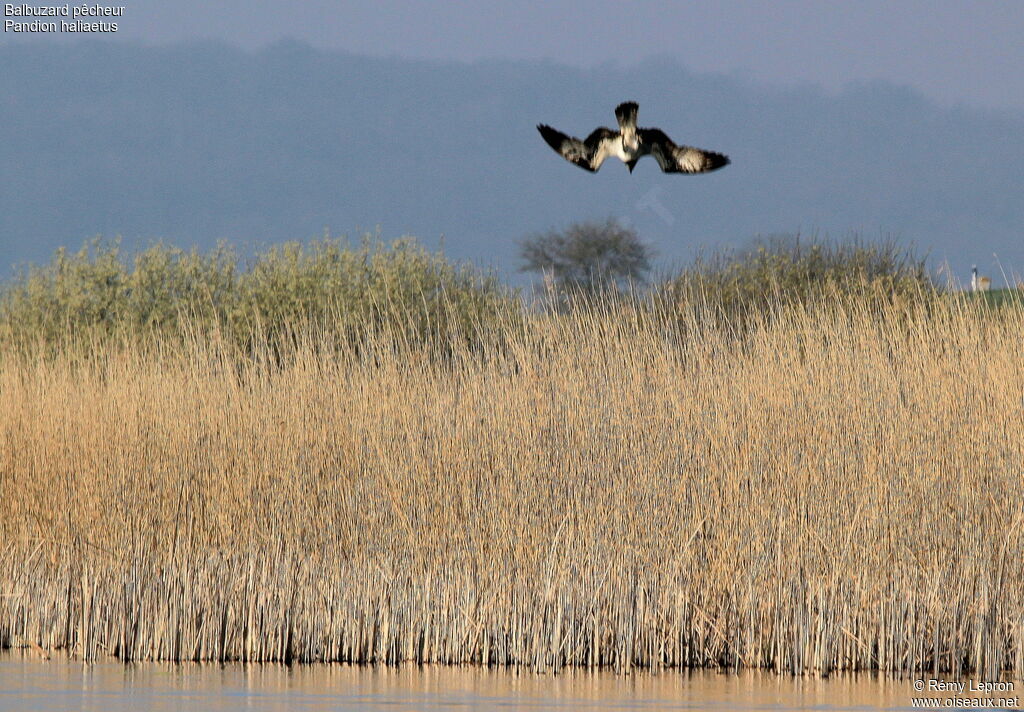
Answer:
[0,652,976,711]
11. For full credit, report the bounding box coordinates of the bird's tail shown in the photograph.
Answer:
[615,101,639,147]
[615,102,639,130]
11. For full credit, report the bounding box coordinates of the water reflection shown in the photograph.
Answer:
[0,652,941,711]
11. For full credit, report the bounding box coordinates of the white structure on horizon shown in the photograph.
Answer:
[971,265,991,292]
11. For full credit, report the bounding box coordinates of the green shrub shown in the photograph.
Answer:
[657,234,936,320]
[0,235,516,352]
[230,235,515,351]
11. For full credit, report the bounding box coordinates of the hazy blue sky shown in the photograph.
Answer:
[7,1,1020,111]
[3,2,1022,283]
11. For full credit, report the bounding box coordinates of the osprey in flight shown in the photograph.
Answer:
[537,102,730,174]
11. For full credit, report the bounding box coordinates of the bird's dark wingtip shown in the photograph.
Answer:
[537,124,566,152]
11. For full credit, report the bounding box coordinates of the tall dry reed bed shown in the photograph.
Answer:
[1,296,1023,676]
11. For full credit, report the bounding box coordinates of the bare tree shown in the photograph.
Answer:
[518,218,653,292]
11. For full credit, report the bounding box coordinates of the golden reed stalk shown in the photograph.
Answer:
[1,295,1022,676]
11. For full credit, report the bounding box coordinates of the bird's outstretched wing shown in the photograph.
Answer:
[639,128,730,174]
[537,124,617,172]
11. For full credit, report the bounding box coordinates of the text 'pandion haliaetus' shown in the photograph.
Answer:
[537,102,730,174]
